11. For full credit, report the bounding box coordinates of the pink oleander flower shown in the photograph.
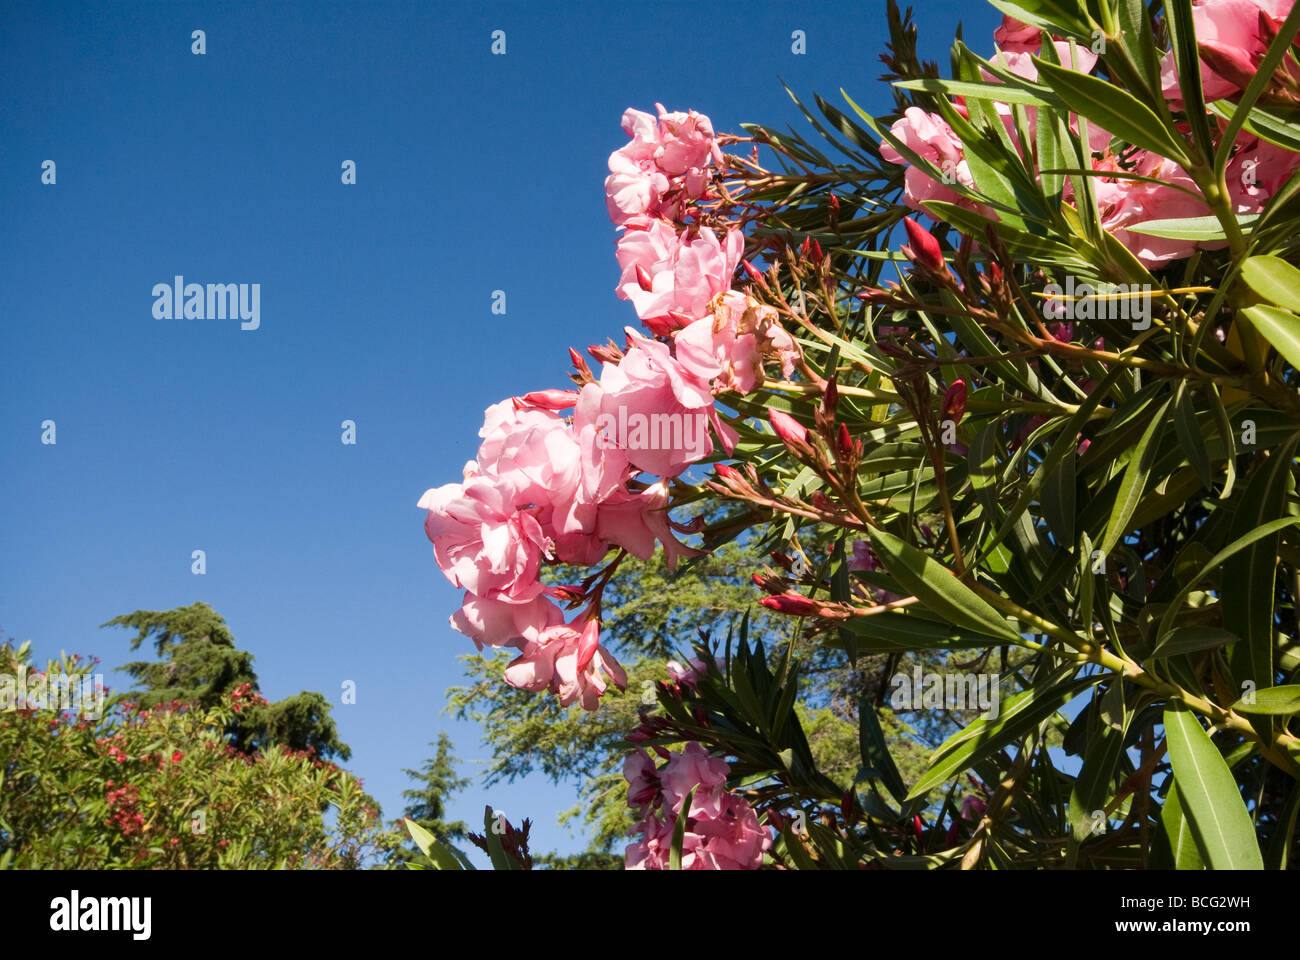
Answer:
[448,594,564,650]
[418,477,548,605]
[616,223,744,331]
[666,654,723,688]
[604,105,723,226]
[623,743,772,869]
[880,107,974,212]
[660,742,729,819]
[993,15,1041,53]
[592,327,732,477]
[1094,152,1212,266]
[1228,135,1300,214]
[623,750,661,815]
[673,291,800,395]
[1159,0,1297,104]
[504,619,628,711]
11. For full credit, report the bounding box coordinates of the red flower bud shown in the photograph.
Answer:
[759,593,819,616]
[837,422,853,459]
[823,375,839,414]
[576,618,600,672]
[520,389,579,411]
[901,218,945,274]
[635,263,655,293]
[741,259,765,285]
[769,409,808,446]
[912,814,925,837]
[715,463,741,482]
[941,379,967,421]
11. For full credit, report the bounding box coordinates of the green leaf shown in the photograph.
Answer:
[1224,435,1298,716]
[841,609,1013,650]
[1241,305,1300,371]
[1163,707,1264,870]
[669,784,698,871]
[1100,397,1171,558]
[1165,0,1216,163]
[403,817,467,871]
[1033,58,1192,166]
[482,806,520,871]
[1160,784,1205,870]
[1069,679,1130,841]
[1151,627,1239,659]
[1157,514,1300,639]
[859,695,908,806]
[893,78,1052,105]
[985,0,1094,38]
[1241,255,1300,308]
[907,669,1099,799]
[863,526,1025,644]
[1124,214,1257,241]
[1231,685,1300,715]
[1173,382,1213,492]
[1266,780,1300,869]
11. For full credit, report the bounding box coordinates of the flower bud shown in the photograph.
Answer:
[576,619,600,672]
[823,375,839,415]
[837,422,853,460]
[741,259,765,285]
[759,593,819,616]
[635,263,655,293]
[769,408,808,446]
[520,389,579,410]
[901,218,945,274]
[941,379,967,422]
[715,463,741,483]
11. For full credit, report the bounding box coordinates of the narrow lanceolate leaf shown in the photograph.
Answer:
[864,526,1024,644]
[1232,685,1300,715]
[1151,627,1239,659]
[985,0,1094,39]
[1100,397,1171,558]
[1173,383,1213,492]
[1160,784,1205,870]
[1241,305,1300,371]
[907,670,1098,800]
[1069,680,1130,841]
[1033,59,1191,166]
[1157,515,1300,639]
[669,785,698,871]
[1163,707,1264,870]
[1224,435,1298,713]
[1267,780,1300,869]
[859,695,908,806]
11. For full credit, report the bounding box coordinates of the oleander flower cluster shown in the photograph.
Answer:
[418,105,801,713]
[623,742,772,870]
[884,2,1300,267]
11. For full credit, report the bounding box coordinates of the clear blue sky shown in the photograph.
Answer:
[0,0,1003,864]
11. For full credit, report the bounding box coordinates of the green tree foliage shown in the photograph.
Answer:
[448,534,939,866]
[0,641,394,868]
[388,732,470,868]
[106,602,350,761]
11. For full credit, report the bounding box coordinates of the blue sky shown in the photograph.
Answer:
[0,0,1004,865]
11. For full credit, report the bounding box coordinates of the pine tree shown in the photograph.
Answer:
[389,732,469,867]
[104,602,351,760]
